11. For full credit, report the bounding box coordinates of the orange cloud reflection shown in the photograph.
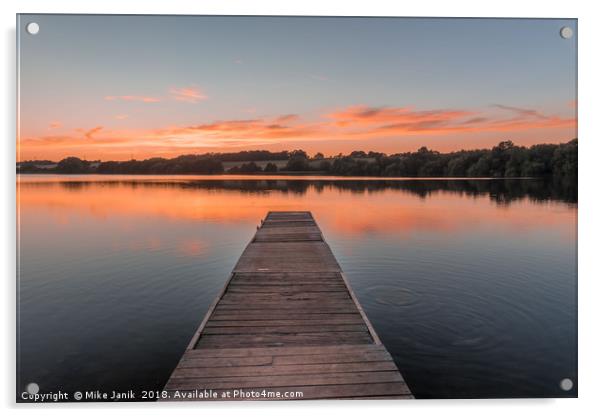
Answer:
[17,177,576,240]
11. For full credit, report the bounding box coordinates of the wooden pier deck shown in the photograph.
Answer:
[163,211,413,400]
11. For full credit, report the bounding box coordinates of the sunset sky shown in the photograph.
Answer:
[18,15,577,161]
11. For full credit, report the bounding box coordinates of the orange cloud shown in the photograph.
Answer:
[83,126,104,139]
[156,114,315,142]
[49,121,62,129]
[327,106,474,127]
[105,95,160,103]
[169,86,207,103]
[326,105,574,137]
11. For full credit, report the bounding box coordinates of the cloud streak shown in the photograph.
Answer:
[169,86,207,103]
[491,104,547,120]
[105,95,160,103]
[327,105,574,137]
[83,126,104,139]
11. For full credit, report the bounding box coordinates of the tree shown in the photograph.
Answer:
[318,160,331,171]
[504,146,527,177]
[57,157,88,173]
[285,156,309,171]
[237,162,262,173]
[350,150,367,158]
[467,155,492,177]
[289,149,308,159]
[552,139,577,178]
[264,162,278,173]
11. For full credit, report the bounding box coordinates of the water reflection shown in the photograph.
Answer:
[18,176,576,237]
[20,175,577,203]
[17,175,577,399]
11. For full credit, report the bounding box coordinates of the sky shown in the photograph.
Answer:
[17,15,577,161]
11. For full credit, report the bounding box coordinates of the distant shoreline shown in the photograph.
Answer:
[17,139,577,179]
[16,172,543,181]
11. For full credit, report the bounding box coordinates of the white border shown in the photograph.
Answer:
[3,1,600,416]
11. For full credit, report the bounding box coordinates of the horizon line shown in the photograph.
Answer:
[16,137,578,164]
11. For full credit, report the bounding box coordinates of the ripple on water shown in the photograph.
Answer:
[364,284,419,308]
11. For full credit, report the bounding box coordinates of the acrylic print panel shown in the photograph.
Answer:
[16,14,577,402]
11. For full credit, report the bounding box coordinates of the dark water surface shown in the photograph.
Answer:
[17,175,577,399]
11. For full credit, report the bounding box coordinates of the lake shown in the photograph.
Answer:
[16,175,577,399]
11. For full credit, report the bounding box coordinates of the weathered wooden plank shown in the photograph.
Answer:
[230,279,343,286]
[271,351,393,365]
[233,272,342,279]
[254,235,323,242]
[264,213,314,219]
[206,317,365,326]
[229,283,344,289]
[171,360,399,378]
[254,226,323,242]
[261,221,317,228]
[225,290,347,298]
[177,356,273,368]
[219,292,350,303]
[178,351,392,369]
[182,344,388,358]
[213,301,357,310]
[165,371,404,390]
[209,312,364,321]
[256,226,321,234]
[266,211,312,218]
[195,332,373,349]
[227,284,346,292]
[234,242,341,273]
[230,273,343,285]
[202,324,368,335]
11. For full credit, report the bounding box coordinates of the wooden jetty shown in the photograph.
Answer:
[163,211,413,400]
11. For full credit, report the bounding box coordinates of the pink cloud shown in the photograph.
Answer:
[169,86,208,103]
[157,114,315,141]
[105,95,160,103]
[326,105,474,127]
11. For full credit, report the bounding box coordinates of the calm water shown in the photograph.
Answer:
[17,175,577,399]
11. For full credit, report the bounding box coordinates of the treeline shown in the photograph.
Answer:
[326,140,577,178]
[208,150,289,162]
[96,155,223,174]
[17,139,577,179]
